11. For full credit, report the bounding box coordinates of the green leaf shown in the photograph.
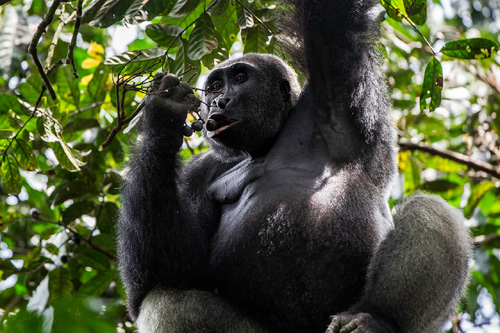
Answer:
[464,182,495,218]
[8,110,24,129]
[88,64,110,102]
[0,130,16,139]
[50,140,86,172]
[441,38,500,60]
[52,181,96,206]
[75,251,110,270]
[97,202,118,233]
[1,155,22,195]
[422,179,459,192]
[243,25,271,54]
[146,24,184,47]
[62,200,95,225]
[104,48,164,75]
[83,0,139,28]
[170,39,201,81]
[13,138,38,171]
[49,267,73,302]
[420,57,443,112]
[45,243,59,256]
[187,13,218,61]
[78,269,115,296]
[63,118,100,133]
[403,0,427,25]
[0,94,21,115]
[237,4,254,28]
[381,0,406,22]
[19,75,43,105]
[170,0,202,18]
[56,65,80,108]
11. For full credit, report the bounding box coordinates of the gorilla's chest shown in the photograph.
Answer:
[207,158,379,330]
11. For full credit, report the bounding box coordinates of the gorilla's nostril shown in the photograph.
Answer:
[217,98,229,109]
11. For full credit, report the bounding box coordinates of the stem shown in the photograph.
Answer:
[398,141,500,179]
[28,0,62,100]
[67,0,84,78]
[381,0,436,55]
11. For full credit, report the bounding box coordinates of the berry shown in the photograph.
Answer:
[183,125,193,137]
[191,120,204,132]
[206,119,218,131]
[60,255,69,263]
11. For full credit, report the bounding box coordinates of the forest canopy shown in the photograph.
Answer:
[0,0,500,332]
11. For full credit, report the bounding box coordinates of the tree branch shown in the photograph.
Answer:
[398,141,500,179]
[28,0,62,100]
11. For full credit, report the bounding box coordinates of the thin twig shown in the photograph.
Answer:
[398,141,500,179]
[28,0,62,100]
[381,0,436,55]
[67,0,84,78]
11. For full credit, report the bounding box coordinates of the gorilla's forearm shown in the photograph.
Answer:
[119,89,209,320]
[136,288,274,333]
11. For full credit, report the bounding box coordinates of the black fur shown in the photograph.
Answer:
[118,1,472,332]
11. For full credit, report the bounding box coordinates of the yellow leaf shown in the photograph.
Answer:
[82,57,102,69]
[88,41,105,58]
[81,74,93,86]
[187,113,195,121]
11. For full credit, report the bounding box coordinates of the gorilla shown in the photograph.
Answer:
[118,0,472,332]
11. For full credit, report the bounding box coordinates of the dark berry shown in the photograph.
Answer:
[183,125,193,137]
[31,209,40,219]
[72,234,81,245]
[191,120,204,132]
[206,119,218,131]
[60,255,69,263]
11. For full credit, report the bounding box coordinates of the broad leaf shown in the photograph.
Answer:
[404,0,427,25]
[88,64,110,102]
[49,267,73,302]
[187,13,218,60]
[56,65,80,108]
[50,140,86,172]
[441,38,500,60]
[170,0,202,18]
[381,0,406,22]
[13,138,38,171]
[78,269,115,296]
[104,48,164,75]
[237,4,254,29]
[83,0,140,28]
[62,200,95,225]
[0,94,21,115]
[1,155,22,195]
[420,57,443,112]
[243,25,271,54]
[146,24,184,48]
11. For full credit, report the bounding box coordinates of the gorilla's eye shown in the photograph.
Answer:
[212,82,222,91]
[235,74,247,83]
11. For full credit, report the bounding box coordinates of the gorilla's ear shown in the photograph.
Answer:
[280,79,291,101]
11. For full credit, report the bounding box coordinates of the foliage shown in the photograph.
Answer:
[0,0,499,331]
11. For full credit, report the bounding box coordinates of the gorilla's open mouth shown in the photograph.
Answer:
[206,114,241,137]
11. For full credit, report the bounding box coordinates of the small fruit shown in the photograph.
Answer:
[206,119,217,131]
[60,255,69,263]
[191,120,204,132]
[183,125,193,137]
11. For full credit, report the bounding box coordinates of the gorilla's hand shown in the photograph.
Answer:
[143,73,200,132]
[326,312,395,333]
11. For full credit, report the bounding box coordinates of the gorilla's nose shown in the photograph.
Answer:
[217,98,230,109]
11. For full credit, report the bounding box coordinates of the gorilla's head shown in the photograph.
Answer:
[201,54,300,158]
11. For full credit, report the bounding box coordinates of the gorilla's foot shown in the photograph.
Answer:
[326,312,395,333]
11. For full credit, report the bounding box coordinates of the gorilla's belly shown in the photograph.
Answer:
[209,176,378,332]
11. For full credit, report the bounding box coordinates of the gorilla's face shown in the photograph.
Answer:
[201,59,292,156]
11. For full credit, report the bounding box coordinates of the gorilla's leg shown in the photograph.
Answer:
[329,193,472,333]
[136,288,274,333]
